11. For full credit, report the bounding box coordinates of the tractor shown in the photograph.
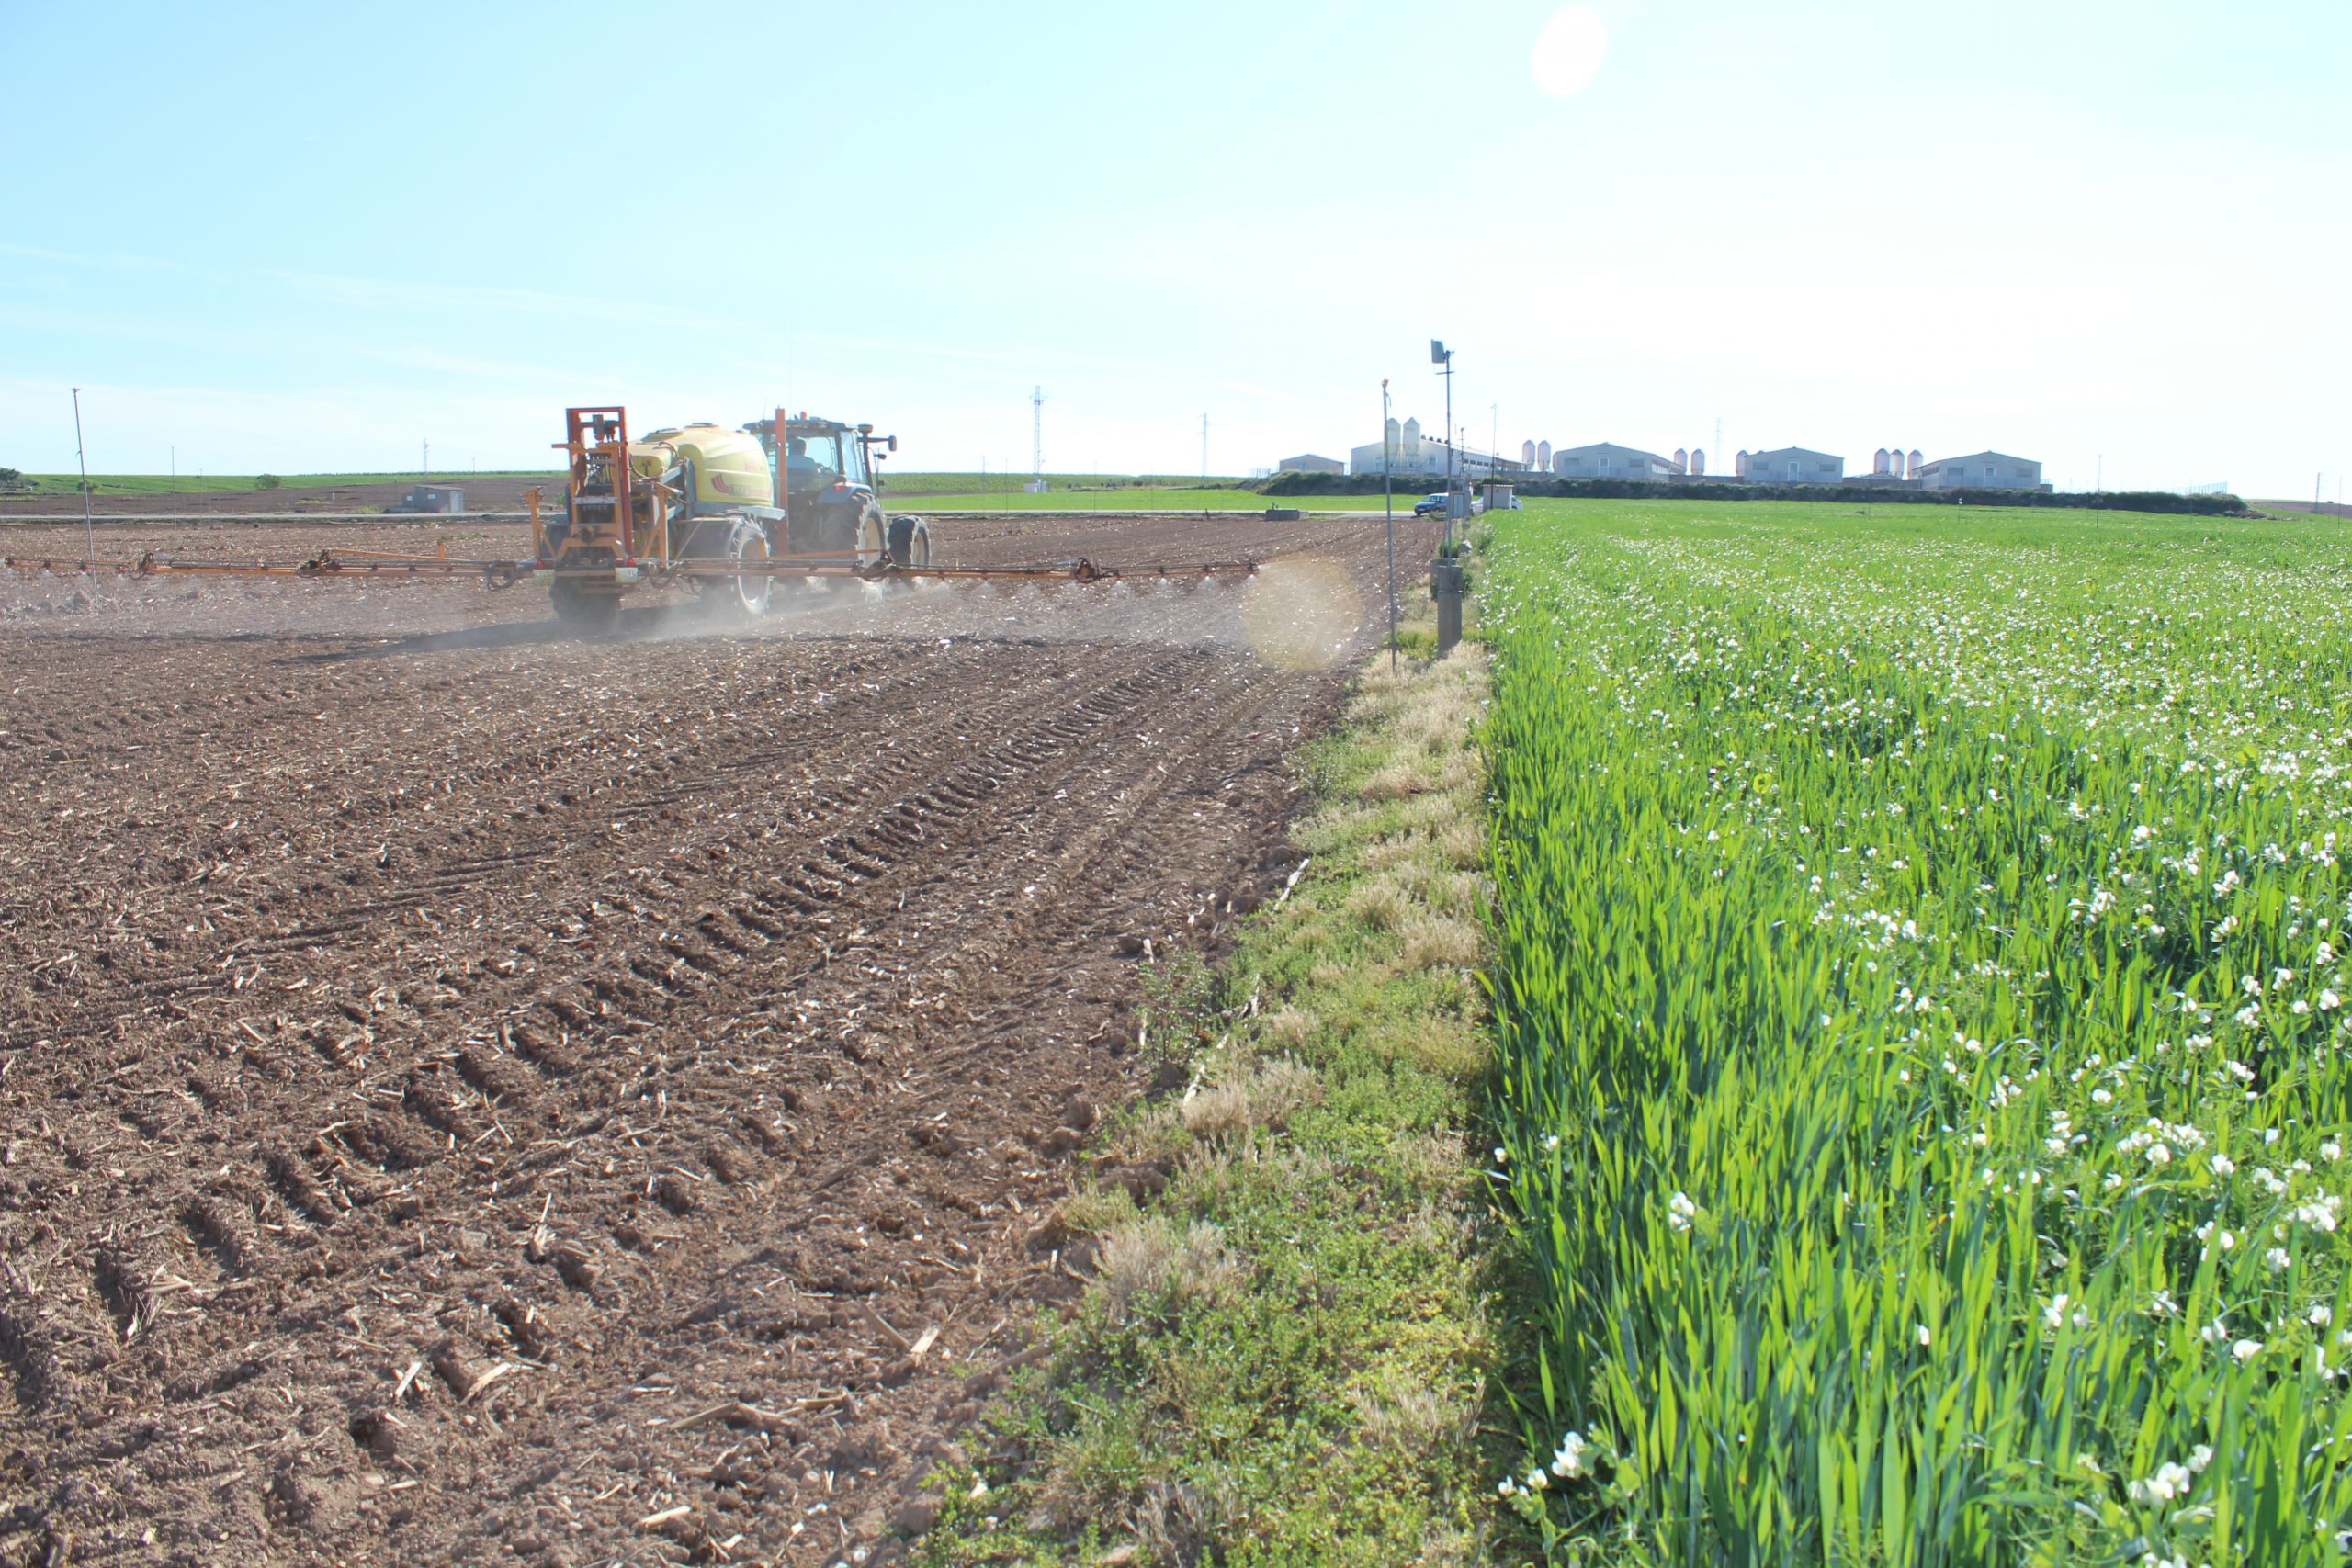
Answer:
[537,406,932,629]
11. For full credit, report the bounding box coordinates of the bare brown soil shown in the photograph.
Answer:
[0,511,1438,1566]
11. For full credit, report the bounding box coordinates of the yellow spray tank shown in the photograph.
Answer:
[631,424,776,509]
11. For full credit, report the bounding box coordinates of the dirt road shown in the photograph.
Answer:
[0,511,1437,1565]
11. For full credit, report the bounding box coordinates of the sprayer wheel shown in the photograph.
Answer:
[706,516,772,619]
[550,578,618,631]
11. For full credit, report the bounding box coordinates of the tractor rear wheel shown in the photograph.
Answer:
[886,515,932,570]
[698,515,771,619]
[852,505,887,570]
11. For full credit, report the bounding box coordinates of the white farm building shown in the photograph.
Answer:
[1550,442,1678,481]
[1739,446,1845,483]
[1350,417,1521,479]
[1914,451,2044,491]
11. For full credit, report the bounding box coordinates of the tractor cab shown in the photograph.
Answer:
[757,414,903,563]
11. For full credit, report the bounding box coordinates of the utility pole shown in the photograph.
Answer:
[1384,378,1396,673]
[423,439,430,482]
[1031,386,1045,488]
[1200,414,1208,485]
[71,387,93,559]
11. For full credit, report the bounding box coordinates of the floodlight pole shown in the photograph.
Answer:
[71,387,92,558]
[1383,378,1396,673]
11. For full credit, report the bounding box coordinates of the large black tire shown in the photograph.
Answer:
[696,515,771,620]
[851,504,887,569]
[549,576,618,632]
[885,514,932,570]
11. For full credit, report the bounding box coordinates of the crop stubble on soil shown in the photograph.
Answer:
[0,512,1437,1565]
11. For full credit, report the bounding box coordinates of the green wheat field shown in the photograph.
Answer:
[1480,500,2352,1565]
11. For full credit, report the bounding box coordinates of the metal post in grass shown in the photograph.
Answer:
[1383,378,1396,672]
[1431,339,1455,547]
[71,386,92,560]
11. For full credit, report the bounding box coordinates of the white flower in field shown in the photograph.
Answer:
[2233,1338,2265,1363]
[2312,1303,2334,1327]
[2044,1294,2073,1330]
[2294,999,2312,1017]
[2322,990,2342,1012]
[2266,1128,2282,1145]
[2147,1142,2173,1166]
[1549,1430,1592,1479]
[2234,1004,2262,1028]
[2128,1460,2195,1505]
[2291,1195,2343,1233]
[2325,1143,2344,1164]
[1667,1191,1698,1233]
[1497,1477,1514,1496]
[1916,1323,1931,1347]
[2219,1229,2238,1250]
[2093,1088,2114,1105]
[2211,1153,2236,1177]
[2267,1247,2292,1273]
[1494,1146,1509,1163]
[2200,1317,2230,1346]
[2188,1443,2213,1474]
[2149,1289,2179,1317]
[1544,1134,1561,1151]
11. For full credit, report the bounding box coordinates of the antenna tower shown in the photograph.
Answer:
[1031,386,1044,482]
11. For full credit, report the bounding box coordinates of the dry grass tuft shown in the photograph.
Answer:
[1097,1218,1178,1322]
[1358,761,1429,802]
[1179,1083,1252,1143]
[1096,1217,1248,1327]
[1345,876,1411,932]
[1399,912,1482,970]
[1368,1012,1485,1083]
[1262,1004,1318,1050]
[1245,1058,1322,1132]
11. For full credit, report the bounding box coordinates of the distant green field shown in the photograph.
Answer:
[888,486,1298,512]
[10,471,560,497]
[879,471,1244,498]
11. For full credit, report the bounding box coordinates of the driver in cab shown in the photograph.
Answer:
[783,435,835,496]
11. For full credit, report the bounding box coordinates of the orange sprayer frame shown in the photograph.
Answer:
[561,406,634,560]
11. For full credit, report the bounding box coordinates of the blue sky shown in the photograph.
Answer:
[2,0,2345,496]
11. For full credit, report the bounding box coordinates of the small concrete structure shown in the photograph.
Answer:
[393,484,465,513]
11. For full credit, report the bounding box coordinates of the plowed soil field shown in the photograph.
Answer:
[0,512,1440,1566]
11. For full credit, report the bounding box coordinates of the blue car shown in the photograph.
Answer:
[1412,492,1450,517]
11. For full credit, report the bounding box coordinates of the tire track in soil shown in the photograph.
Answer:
[0,510,1441,1565]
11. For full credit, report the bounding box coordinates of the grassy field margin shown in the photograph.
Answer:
[914,640,1501,1566]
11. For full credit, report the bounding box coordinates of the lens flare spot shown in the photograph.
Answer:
[1531,6,1608,97]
